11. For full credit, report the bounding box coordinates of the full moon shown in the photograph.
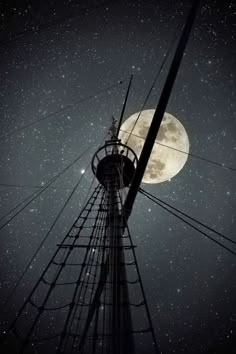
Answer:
[119,109,189,184]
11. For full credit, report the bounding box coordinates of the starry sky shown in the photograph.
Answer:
[0,0,235,353]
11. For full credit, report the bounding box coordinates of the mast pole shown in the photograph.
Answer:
[116,74,133,138]
[124,0,201,216]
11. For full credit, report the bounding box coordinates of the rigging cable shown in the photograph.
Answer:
[0,0,113,47]
[2,134,107,310]
[122,129,236,172]
[0,185,103,347]
[139,188,236,256]
[1,124,234,195]
[2,80,124,138]
[0,143,93,229]
[125,22,183,145]
[0,183,62,190]
[139,188,236,245]
[117,187,160,354]
[2,158,91,310]
[66,194,107,353]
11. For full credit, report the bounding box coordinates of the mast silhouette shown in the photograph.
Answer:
[1,1,200,353]
[124,0,200,217]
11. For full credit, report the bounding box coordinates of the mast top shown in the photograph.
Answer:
[92,122,138,190]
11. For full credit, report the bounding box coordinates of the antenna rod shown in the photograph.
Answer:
[116,74,133,138]
[124,0,201,216]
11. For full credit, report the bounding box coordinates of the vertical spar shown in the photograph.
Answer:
[87,120,159,353]
[90,122,138,353]
[124,0,201,216]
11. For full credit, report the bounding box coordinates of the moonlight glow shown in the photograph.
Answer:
[119,110,190,184]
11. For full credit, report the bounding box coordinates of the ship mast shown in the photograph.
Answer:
[0,1,200,353]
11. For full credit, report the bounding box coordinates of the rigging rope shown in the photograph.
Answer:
[0,144,92,230]
[66,194,107,353]
[122,129,236,172]
[2,159,91,310]
[0,186,102,346]
[117,188,160,354]
[2,80,124,138]
[56,190,106,353]
[0,0,113,47]
[0,183,64,190]
[140,188,236,245]
[139,188,236,257]
[2,134,108,310]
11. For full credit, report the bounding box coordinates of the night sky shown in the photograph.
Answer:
[0,0,236,353]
